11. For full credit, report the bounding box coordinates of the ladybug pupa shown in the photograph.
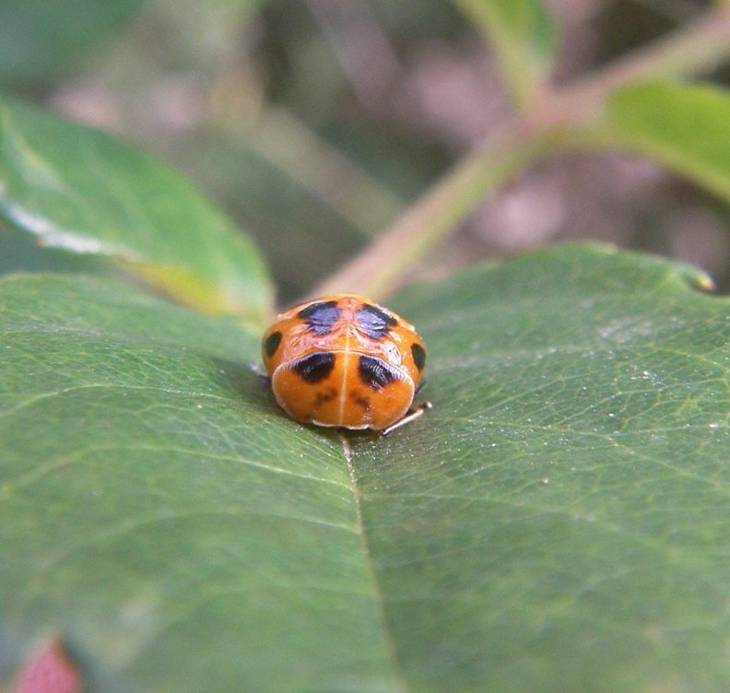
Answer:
[261,294,430,434]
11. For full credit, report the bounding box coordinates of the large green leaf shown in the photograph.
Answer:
[0,98,272,322]
[454,0,556,108]
[2,244,730,691]
[0,274,386,692]
[0,0,145,86]
[602,81,730,203]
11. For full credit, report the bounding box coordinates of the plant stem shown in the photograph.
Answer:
[538,3,730,126]
[311,5,730,300]
[314,125,559,300]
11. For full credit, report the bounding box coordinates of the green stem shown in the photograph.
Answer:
[312,124,559,299]
[311,5,730,300]
[538,3,730,125]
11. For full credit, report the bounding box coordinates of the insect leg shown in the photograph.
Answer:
[381,401,432,436]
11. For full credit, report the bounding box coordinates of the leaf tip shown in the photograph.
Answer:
[686,269,716,293]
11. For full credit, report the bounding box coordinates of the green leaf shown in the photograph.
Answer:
[0,221,103,276]
[0,98,272,322]
[3,244,730,691]
[0,0,144,86]
[454,0,556,108]
[603,81,730,203]
[0,273,389,692]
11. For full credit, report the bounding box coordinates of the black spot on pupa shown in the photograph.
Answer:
[359,355,401,391]
[350,391,370,409]
[292,352,336,383]
[264,331,282,357]
[298,300,341,335]
[314,387,338,407]
[356,303,398,339]
[411,343,426,370]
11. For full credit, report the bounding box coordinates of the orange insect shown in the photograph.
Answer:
[261,294,430,434]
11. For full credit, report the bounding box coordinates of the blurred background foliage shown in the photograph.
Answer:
[1,0,729,303]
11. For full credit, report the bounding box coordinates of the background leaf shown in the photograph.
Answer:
[453,0,556,108]
[0,0,145,87]
[0,222,103,276]
[169,129,376,303]
[2,245,730,691]
[0,98,272,322]
[602,81,730,203]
